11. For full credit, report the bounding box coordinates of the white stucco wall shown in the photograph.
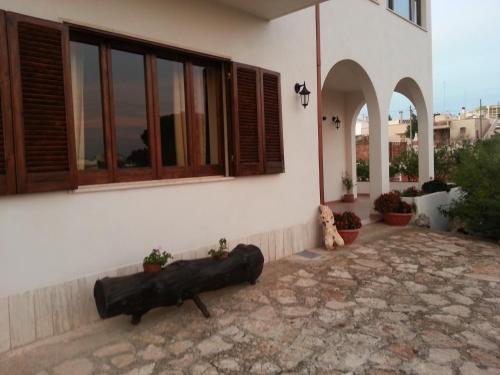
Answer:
[322,91,347,202]
[320,0,434,200]
[0,0,320,297]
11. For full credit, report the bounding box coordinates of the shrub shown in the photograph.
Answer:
[143,249,173,266]
[374,192,401,214]
[356,160,369,182]
[443,137,500,240]
[398,201,414,213]
[342,173,354,192]
[401,186,423,197]
[422,179,450,194]
[208,238,229,259]
[374,191,414,214]
[334,211,362,230]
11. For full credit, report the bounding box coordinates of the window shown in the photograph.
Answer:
[157,58,187,168]
[111,49,150,170]
[0,10,284,195]
[388,0,422,26]
[68,32,227,184]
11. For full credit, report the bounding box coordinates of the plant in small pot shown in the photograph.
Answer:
[208,238,229,260]
[342,173,355,203]
[334,211,362,245]
[374,191,414,226]
[143,248,173,273]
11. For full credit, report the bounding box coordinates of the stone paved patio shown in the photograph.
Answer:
[1,225,500,375]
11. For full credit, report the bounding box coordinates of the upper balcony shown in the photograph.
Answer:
[211,0,326,20]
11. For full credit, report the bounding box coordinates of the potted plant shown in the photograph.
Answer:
[208,238,229,260]
[342,173,355,203]
[143,248,173,273]
[334,211,362,245]
[374,191,414,226]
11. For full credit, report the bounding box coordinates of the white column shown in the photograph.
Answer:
[368,102,390,200]
[418,108,434,184]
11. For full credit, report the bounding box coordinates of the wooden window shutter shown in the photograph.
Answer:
[231,63,264,176]
[261,70,284,174]
[0,11,15,195]
[6,12,77,193]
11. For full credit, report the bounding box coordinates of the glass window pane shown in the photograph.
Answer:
[157,59,187,167]
[192,65,220,166]
[393,0,410,19]
[70,41,105,171]
[111,49,150,168]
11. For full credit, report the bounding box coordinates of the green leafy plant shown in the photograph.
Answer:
[334,211,362,230]
[356,160,369,182]
[374,191,414,214]
[392,149,419,182]
[143,248,173,266]
[442,137,500,240]
[401,186,423,197]
[421,179,450,194]
[389,162,399,178]
[342,173,354,193]
[208,238,229,259]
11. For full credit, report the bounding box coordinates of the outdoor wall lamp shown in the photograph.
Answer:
[294,82,311,108]
[332,116,341,130]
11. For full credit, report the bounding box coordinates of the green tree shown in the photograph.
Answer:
[443,137,500,240]
[405,113,418,140]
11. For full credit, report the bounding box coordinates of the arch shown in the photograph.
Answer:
[390,77,434,184]
[320,59,385,206]
[322,59,381,124]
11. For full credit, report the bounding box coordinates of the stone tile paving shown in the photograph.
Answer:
[2,228,500,375]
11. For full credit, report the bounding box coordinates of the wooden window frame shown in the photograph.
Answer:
[69,28,226,186]
[231,63,284,177]
[231,63,264,176]
[7,12,78,194]
[0,10,15,195]
[261,68,284,174]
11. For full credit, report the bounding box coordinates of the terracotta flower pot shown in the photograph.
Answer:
[143,263,162,273]
[337,228,360,245]
[383,212,413,226]
[342,194,355,203]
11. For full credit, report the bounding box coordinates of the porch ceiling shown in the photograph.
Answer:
[211,0,326,20]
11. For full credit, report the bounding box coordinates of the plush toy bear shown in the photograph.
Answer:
[319,205,344,250]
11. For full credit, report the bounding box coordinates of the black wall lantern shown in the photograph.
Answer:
[332,116,341,130]
[295,82,310,108]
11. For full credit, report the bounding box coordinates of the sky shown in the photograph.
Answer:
[431,0,500,115]
[366,0,500,124]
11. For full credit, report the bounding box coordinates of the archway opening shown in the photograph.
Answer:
[387,92,419,193]
[321,60,380,221]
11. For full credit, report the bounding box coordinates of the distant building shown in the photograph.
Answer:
[433,113,494,147]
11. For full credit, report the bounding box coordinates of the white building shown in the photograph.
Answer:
[0,0,434,352]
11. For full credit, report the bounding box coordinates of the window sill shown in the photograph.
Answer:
[386,8,427,32]
[71,175,234,194]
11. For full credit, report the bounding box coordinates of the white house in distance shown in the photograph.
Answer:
[0,0,434,352]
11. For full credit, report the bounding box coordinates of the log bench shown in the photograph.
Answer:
[94,244,264,324]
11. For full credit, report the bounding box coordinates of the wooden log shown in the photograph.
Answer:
[94,244,264,324]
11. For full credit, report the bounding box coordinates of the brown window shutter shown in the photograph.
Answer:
[261,70,284,174]
[0,11,15,195]
[231,63,264,176]
[6,12,77,193]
